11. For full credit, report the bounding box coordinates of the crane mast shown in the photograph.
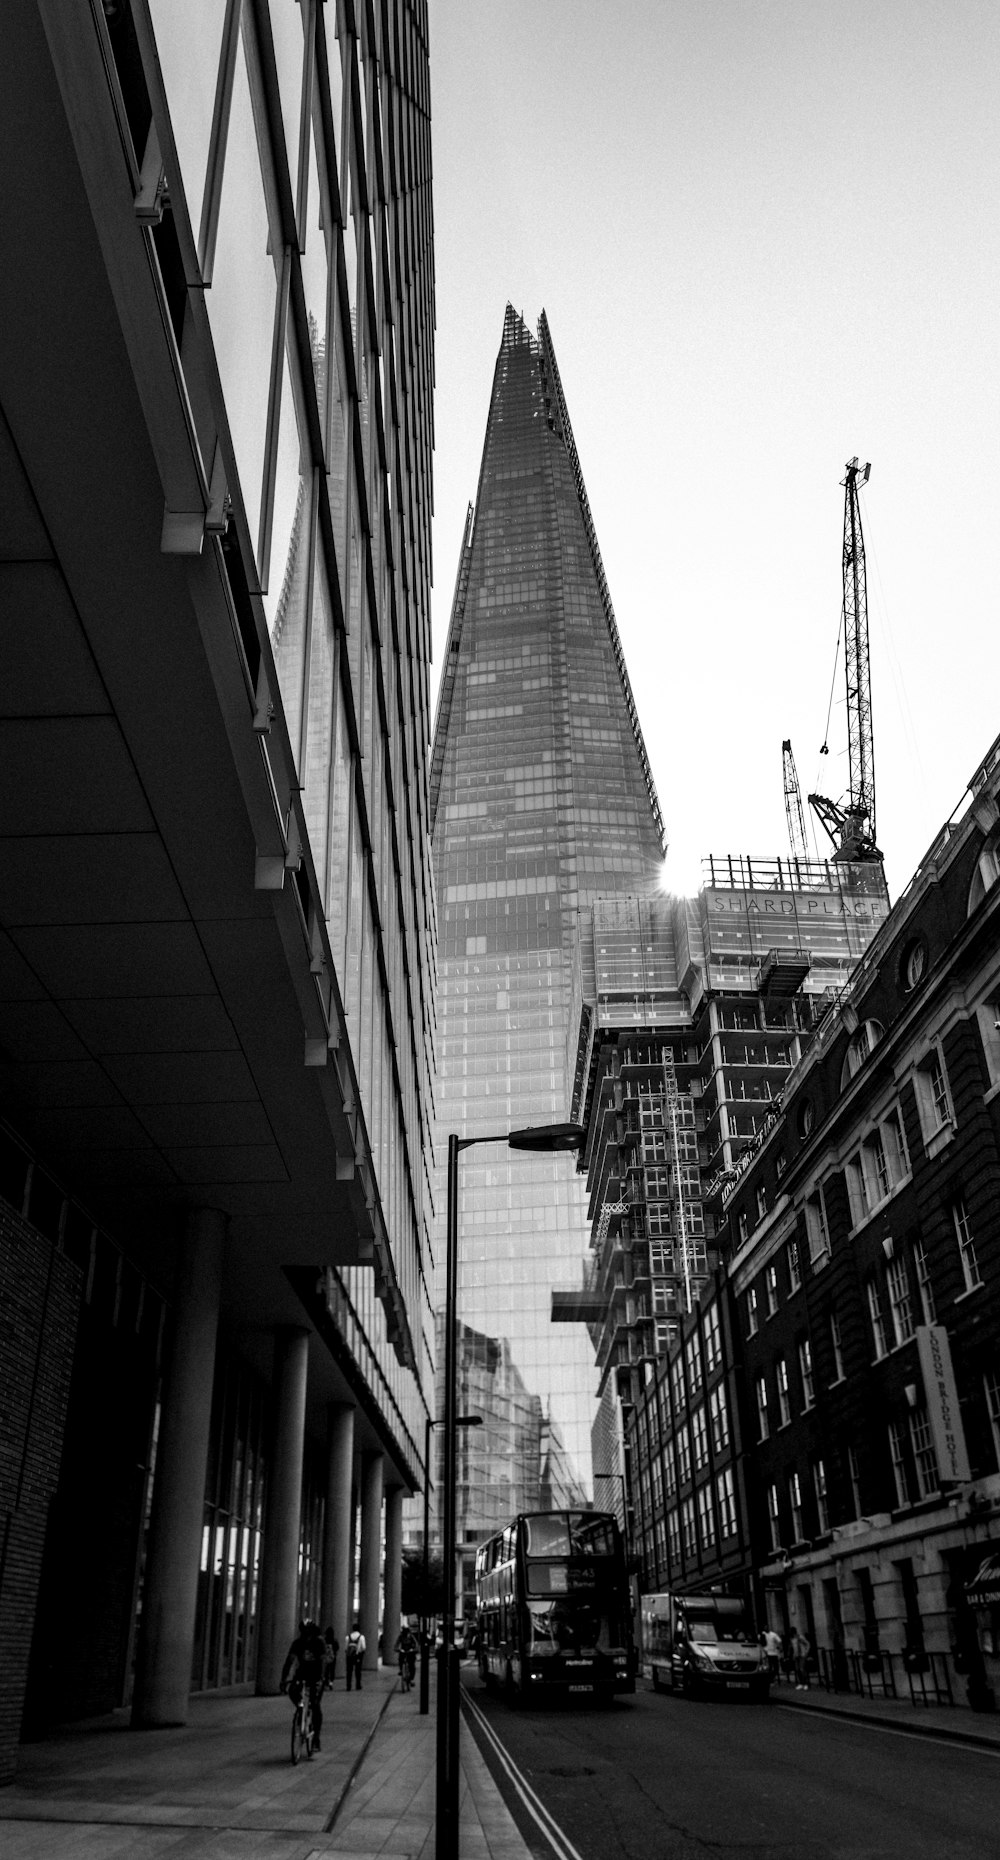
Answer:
[808,459,882,864]
[782,739,809,863]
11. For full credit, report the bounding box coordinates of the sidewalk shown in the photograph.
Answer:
[770,1675,1000,1751]
[0,1663,533,1859]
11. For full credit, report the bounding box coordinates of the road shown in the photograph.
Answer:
[462,1670,999,1859]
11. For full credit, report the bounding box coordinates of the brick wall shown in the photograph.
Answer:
[0,1194,81,1784]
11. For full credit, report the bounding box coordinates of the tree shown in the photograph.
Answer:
[401,1546,445,1618]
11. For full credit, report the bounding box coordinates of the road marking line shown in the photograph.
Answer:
[463,1691,587,1860]
[774,1703,1000,1758]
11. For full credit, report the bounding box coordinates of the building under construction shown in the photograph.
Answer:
[554,859,888,1520]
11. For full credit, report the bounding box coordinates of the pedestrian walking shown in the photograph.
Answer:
[791,1626,812,1689]
[345,1620,366,1690]
[763,1626,783,1682]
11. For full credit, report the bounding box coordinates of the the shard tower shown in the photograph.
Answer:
[430,306,665,1551]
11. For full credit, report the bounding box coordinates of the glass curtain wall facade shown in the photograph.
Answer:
[430,306,665,1513]
[127,0,438,1431]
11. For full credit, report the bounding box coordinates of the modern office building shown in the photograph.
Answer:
[1,0,435,1779]
[429,305,666,1534]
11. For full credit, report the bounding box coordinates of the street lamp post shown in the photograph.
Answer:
[421,1412,481,1715]
[436,1122,585,1860]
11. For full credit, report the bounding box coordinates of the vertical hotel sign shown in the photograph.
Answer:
[916,1325,971,1483]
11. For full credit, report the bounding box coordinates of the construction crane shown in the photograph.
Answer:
[782,739,809,863]
[808,459,883,864]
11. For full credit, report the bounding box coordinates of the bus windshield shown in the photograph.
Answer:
[523,1514,616,1559]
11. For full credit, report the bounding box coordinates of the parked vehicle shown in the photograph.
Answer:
[641,1593,770,1701]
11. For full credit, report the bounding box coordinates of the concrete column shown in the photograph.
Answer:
[322,1403,355,1641]
[132,1206,227,1727]
[383,1483,404,1651]
[358,1451,384,1661]
[256,1327,310,1694]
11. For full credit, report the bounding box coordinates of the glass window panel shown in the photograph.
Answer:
[302,88,332,419]
[302,544,336,899]
[327,684,350,971]
[325,4,346,199]
[148,0,228,241]
[269,0,306,210]
[266,345,310,733]
[346,802,364,1025]
[206,24,278,566]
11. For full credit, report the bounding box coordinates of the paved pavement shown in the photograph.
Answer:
[768,1671,1000,1750]
[0,1662,533,1859]
[2,1664,997,1860]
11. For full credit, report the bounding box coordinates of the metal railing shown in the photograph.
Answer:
[813,1646,954,1707]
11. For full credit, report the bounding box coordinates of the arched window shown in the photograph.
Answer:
[842,1019,885,1086]
[968,828,1000,915]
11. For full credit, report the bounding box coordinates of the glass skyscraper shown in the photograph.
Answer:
[430,306,665,1535]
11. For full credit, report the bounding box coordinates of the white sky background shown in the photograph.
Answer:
[426,0,1000,903]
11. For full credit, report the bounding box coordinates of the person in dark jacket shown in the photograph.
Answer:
[324,1625,340,1682]
[281,1619,328,1748]
[345,1620,366,1689]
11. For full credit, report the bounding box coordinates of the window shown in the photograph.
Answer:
[766,1263,779,1317]
[813,1458,829,1533]
[717,1466,737,1538]
[888,1419,909,1507]
[975,988,1000,1088]
[844,1019,885,1081]
[670,1357,686,1417]
[787,1239,802,1294]
[984,1372,1000,1470]
[667,1508,681,1561]
[909,1406,938,1497]
[691,1404,709,1473]
[737,1209,749,1246]
[789,1470,804,1541]
[685,1336,704,1395]
[954,1199,983,1292]
[830,1312,845,1382]
[912,1238,936,1323]
[846,1107,910,1227]
[913,1046,953,1148]
[776,1357,791,1427]
[676,1426,692,1485]
[681,1495,697,1557]
[648,1241,674,1273]
[799,1337,815,1409]
[647,1205,674,1238]
[703,1302,722,1375]
[848,1446,863,1518]
[885,1254,914,1346]
[968,826,1000,913]
[900,938,927,993]
[697,1483,716,1549]
[766,1482,781,1551]
[747,1286,759,1337]
[804,1188,831,1264]
[652,1281,678,1314]
[867,1279,888,1359]
[709,1383,729,1453]
[655,1317,680,1352]
[756,1184,768,1221]
[664,1441,677,1498]
[756,1374,770,1441]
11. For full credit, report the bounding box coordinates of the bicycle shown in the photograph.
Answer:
[289,1680,316,1764]
[398,1646,417,1691]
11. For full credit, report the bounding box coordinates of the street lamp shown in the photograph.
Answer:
[421,1412,482,1714]
[437,1122,585,1860]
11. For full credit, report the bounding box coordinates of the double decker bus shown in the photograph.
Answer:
[474,1510,635,1704]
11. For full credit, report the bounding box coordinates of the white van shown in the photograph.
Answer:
[641,1593,770,1701]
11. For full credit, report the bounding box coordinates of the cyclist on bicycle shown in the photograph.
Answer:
[281,1619,328,1750]
[394,1622,418,1688]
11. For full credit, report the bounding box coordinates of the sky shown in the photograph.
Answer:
[426,0,1000,903]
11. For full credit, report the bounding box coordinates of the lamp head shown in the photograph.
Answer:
[507,1121,586,1153]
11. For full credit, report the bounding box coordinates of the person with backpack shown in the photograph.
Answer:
[345,1619,366,1690]
[280,1618,328,1749]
